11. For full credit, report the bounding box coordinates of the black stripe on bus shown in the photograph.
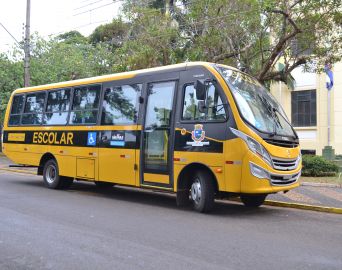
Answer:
[2,130,140,149]
[174,130,223,153]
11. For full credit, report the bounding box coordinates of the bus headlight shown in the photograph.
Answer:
[230,128,273,167]
[250,162,270,179]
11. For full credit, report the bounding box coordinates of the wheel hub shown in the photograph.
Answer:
[190,179,201,204]
[46,165,56,184]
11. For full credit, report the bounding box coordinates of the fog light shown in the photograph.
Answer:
[250,162,270,180]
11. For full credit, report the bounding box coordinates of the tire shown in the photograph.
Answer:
[43,159,73,189]
[240,194,267,208]
[190,170,215,213]
[94,181,115,188]
[176,189,190,207]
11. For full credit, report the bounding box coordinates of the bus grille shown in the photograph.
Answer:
[272,156,300,171]
[270,172,300,186]
[264,139,299,148]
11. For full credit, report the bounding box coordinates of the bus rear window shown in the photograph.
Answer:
[11,95,25,114]
[8,95,24,126]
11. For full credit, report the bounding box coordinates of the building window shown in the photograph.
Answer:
[291,90,316,127]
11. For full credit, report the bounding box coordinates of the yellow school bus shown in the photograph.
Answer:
[1,62,301,212]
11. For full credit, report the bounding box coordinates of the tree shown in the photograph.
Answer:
[0,53,23,123]
[89,18,129,48]
[0,33,117,121]
[115,0,342,84]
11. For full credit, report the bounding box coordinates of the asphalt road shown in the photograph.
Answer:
[0,171,341,270]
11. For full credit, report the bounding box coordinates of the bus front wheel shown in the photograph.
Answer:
[190,170,215,213]
[240,194,267,208]
[43,159,73,189]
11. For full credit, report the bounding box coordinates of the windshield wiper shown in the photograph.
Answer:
[272,107,297,140]
[257,94,276,136]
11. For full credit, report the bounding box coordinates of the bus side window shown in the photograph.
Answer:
[22,92,46,125]
[101,84,141,125]
[182,83,227,121]
[182,85,206,121]
[206,83,227,121]
[8,95,25,126]
[45,88,71,125]
[69,84,101,125]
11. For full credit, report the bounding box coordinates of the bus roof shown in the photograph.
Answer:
[13,61,236,95]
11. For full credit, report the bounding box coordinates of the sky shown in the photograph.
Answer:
[0,0,122,53]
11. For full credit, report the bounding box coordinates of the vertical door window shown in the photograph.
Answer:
[144,81,176,172]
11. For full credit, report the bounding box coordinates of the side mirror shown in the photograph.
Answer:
[194,80,206,101]
[197,100,206,113]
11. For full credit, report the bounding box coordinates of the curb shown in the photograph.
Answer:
[0,167,36,175]
[229,197,342,214]
[263,200,342,214]
[301,181,342,188]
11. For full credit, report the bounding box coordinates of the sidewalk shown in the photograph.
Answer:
[268,185,342,209]
[0,154,37,174]
[0,153,341,211]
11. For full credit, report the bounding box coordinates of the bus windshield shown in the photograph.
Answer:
[216,65,296,138]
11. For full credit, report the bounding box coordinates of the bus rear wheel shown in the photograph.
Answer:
[43,159,73,189]
[190,170,215,213]
[240,194,267,208]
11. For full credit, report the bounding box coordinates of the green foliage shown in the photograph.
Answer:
[0,33,116,123]
[89,18,128,47]
[302,155,340,177]
[56,31,88,44]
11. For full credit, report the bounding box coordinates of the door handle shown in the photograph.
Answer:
[144,127,154,132]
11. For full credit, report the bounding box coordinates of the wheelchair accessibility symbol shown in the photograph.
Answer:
[87,132,97,146]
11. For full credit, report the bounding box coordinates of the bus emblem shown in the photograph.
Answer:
[186,124,209,147]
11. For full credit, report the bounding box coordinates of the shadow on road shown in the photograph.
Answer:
[10,177,279,217]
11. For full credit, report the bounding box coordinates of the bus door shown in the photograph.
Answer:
[98,81,142,186]
[140,79,178,188]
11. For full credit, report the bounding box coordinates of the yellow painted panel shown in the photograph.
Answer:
[8,133,25,142]
[3,151,41,167]
[144,173,169,184]
[98,148,136,186]
[77,158,95,179]
[55,155,76,178]
[173,151,224,167]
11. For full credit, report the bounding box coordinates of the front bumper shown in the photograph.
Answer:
[241,151,301,194]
